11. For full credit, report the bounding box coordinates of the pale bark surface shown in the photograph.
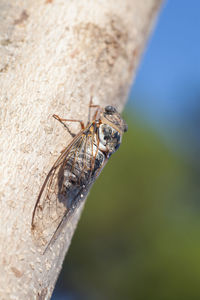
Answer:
[0,0,162,299]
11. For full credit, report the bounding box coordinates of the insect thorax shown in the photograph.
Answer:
[98,123,122,154]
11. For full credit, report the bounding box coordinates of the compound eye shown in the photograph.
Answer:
[105,106,116,114]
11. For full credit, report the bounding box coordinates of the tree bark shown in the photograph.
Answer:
[0,0,162,299]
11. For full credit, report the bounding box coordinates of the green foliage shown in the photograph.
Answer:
[57,113,200,300]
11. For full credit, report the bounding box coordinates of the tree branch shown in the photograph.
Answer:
[0,0,162,298]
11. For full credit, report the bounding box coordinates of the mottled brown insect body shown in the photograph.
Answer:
[31,105,127,252]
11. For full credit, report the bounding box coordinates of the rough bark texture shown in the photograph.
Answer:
[0,0,162,299]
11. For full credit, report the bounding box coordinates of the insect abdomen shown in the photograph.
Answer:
[59,142,105,209]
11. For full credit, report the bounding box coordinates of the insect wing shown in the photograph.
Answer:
[31,127,106,251]
[31,132,87,249]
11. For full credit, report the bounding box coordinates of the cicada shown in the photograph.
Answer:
[31,104,128,252]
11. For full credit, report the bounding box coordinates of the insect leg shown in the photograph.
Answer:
[91,128,100,171]
[53,114,85,137]
[88,96,101,123]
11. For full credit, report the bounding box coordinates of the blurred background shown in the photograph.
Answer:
[53,1,200,299]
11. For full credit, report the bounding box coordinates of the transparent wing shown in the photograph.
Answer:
[31,127,106,251]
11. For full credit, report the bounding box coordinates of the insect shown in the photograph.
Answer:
[31,102,128,252]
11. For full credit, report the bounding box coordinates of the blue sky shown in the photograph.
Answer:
[130,0,200,135]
